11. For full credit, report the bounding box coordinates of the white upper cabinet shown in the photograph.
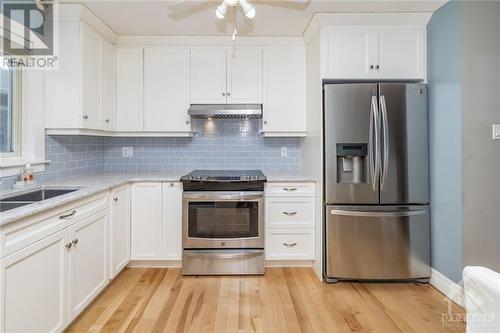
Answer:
[191,48,227,104]
[321,26,426,80]
[226,48,263,104]
[321,28,377,79]
[144,48,191,132]
[82,24,103,130]
[262,47,306,136]
[102,38,115,130]
[46,19,116,133]
[116,47,144,132]
[376,27,426,79]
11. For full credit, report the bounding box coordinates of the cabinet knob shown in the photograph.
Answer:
[113,197,118,202]
[227,92,231,96]
[72,238,79,245]
[83,115,89,120]
[105,119,110,123]
[264,121,267,125]
[170,182,175,187]
[185,120,190,125]
[65,242,72,249]
[222,92,226,96]
[369,65,374,69]
[375,65,380,69]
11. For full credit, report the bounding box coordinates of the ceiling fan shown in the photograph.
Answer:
[215,0,256,20]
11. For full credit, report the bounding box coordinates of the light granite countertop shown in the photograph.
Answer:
[0,172,316,226]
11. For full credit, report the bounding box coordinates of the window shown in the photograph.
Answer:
[0,67,21,156]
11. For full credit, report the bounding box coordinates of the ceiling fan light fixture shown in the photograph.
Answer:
[215,2,227,19]
[239,0,256,18]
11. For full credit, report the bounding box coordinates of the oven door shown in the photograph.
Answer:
[183,191,264,249]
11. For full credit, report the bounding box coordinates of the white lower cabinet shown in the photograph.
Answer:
[131,182,183,260]
[0,229,69,333]
[265,229,315,260]
[265,182,315,261]
[131,183,162,260]
[109,185,131,278]
[68,210,109,320]
[162,182,183,260]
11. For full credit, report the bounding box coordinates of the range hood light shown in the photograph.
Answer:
[188,104,262,120]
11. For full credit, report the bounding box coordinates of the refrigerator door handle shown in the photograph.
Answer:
[380,95,389,191]
[369,96,380,191]
[330,209,427,217]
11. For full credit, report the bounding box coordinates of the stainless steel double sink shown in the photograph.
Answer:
[0,188,80,213]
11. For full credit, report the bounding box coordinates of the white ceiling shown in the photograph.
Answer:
[77,0,446,36]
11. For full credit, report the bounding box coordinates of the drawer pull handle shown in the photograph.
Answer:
[59,210,76,219]
[283,242,297,248]
[283,211,297,216]
[72,238,79,245]
[65,242,72,249]
[283,188,297,192]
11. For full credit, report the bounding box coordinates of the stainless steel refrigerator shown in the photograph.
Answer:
[324,83,430,283]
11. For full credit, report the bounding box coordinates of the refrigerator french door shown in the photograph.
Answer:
[324,83,430,282]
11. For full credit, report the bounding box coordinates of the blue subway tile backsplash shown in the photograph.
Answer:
[0,119,301,190]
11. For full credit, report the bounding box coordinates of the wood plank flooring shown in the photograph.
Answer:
[66,268,466,333]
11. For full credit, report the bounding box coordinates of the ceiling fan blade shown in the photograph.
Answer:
[167,0,219,19]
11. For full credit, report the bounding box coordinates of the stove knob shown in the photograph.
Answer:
[254,176,259,180]
[245,176,251,180]
[189,175,194,180]
[196,175,202,180]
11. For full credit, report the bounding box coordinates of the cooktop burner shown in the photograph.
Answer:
[181,170,266,191]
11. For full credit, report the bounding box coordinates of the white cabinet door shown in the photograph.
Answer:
[82,23,103,130]
[102,38,115,130]
[226,48,262,104]
[144,48,191,132]
[376,27,426,80]
[321,28,377,79]
[263,47,306,135]
[68,210,108,320]
[190,48,227,103]
[0,230,69,333]
[162,182,183,260]
[109,185,131,278]
[116,47,144,131]
[131,183,162,260]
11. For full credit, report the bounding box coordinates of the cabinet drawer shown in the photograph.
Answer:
[265,197,314,229]
[265,182,315,197]
[0,193,108,258]
[265,229,314,260]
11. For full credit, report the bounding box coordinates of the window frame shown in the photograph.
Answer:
[0,68,22,158]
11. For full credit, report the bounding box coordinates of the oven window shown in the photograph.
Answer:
[188,201,259,238]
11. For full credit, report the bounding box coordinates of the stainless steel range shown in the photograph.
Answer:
[180,170,266,275]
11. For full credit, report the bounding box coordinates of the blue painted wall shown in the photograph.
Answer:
[427,1,463,282]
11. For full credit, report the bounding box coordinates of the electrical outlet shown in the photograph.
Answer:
[492,124,500,140]
[122,147,133,157]
[281,146,288,157]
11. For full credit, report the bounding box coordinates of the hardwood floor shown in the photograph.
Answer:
[66,268,465,333]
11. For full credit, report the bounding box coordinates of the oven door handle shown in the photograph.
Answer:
[183,250,263,260]
[183,191,263,201]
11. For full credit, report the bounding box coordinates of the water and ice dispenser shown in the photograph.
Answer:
[336,144,368,184]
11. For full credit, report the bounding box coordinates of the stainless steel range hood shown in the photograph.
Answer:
[188,104,262,119]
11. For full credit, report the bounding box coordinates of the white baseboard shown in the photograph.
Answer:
[430,268,464,307]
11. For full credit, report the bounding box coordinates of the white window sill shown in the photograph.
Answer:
[0,159,50,177]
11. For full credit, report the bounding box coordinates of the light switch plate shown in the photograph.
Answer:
[493,124,500,140]
[122,146,133,157]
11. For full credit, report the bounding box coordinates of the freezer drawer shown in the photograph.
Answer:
[325,205,430,281]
